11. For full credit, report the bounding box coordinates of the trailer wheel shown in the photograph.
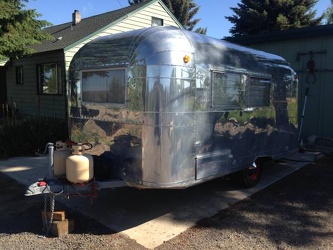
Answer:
[240,159,263,188]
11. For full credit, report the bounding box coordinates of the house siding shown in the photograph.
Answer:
[6,51,67,118]
[64,1,181,71]
[0,66,6,105]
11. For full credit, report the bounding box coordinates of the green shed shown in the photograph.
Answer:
[228,24,333,144]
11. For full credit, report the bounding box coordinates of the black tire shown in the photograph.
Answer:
[240,159,263,188]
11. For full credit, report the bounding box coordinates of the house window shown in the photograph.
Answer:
[151,17,163,26]
[37,63,63,95]
[16,66,24,84]
[82,69,126,104]
[211,71,241,109]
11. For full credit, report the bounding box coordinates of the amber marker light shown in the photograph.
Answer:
[183,55,190,63]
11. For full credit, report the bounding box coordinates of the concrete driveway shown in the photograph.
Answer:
[0,151,320,249]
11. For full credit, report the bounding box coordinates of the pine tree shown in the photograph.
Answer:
[128,0,206,34]
[128,0,143,4]
[324,0,333,24]
[0,0,52,60]
[226,0,323,37]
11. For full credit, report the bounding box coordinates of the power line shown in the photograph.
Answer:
[117,0,123,8]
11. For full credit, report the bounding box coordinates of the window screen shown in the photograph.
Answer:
[82,69,125,104]
[212,72,241,108]
[245,78,271,107]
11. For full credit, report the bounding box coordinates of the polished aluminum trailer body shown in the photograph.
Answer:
[68,26,298,189]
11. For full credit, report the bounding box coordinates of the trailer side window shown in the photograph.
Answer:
[211,72,241,109]
[286,76,298,98]
[82,69,125,104]
[246,77,271,107]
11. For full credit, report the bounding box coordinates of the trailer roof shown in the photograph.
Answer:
[70,26,290,73]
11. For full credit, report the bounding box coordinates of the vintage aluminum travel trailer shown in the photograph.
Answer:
[26,26,299,199]
[62,26,298,190]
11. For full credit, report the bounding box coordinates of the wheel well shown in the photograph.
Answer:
[254,156,273,163]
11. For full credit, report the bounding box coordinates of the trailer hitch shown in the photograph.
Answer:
[25,179,64,196]
[25,142,127,197]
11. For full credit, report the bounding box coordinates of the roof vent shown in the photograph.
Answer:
[72,10,81,25]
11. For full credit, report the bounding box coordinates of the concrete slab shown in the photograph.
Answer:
[0,150,323,249]
[0,156,50,185]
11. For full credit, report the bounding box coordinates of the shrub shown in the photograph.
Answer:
[0,116,69,158]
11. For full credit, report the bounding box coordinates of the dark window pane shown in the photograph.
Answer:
[82,69,125,104]
[16,66,24,84]
[37,63,62,95]
[246,78,271,107]
[212,72,241,108]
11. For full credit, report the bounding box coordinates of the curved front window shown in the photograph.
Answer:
[82,69,126,104]
[128,65,195,113]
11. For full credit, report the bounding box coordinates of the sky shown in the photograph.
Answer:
[25,0,331,39]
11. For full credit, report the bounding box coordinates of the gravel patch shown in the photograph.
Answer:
[0,153,332,249]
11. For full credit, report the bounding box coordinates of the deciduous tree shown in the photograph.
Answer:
[0,0,52,60]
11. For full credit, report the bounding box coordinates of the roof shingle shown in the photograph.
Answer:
[32,0,156,53]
